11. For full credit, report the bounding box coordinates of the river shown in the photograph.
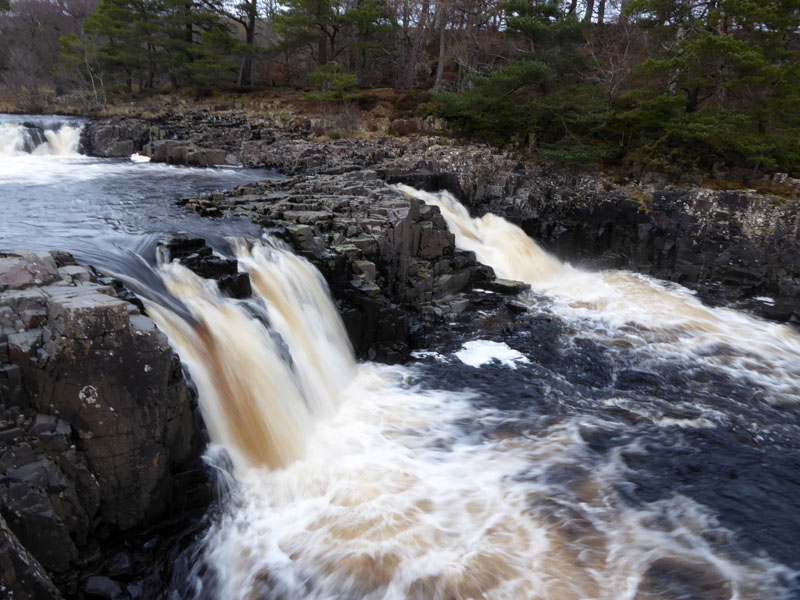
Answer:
[1,115,799,600]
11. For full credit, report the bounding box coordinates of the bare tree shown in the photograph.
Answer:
[0,0,97,103]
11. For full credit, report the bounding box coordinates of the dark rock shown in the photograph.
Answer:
[0,250,206,595]
[0,513,63,599]
[218,272,252,299]
[477,278,530,295]
[178,172,501,359]
[85,575,123,599]
[84,108,800,326]
[80,118,154,158]
[0,251,59,292]
[105,552,133,577]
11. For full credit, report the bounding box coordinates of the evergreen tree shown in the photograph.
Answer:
[58,0,243,95]
[274,0,350,65]
[625,0,800,173]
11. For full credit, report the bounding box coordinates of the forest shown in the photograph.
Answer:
[1,0,798,177]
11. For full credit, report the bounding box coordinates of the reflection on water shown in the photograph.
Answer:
[0,114,273,274]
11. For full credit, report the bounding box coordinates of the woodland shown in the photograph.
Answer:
[1,0,798,176]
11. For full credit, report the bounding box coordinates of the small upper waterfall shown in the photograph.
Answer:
[0,117,82,156]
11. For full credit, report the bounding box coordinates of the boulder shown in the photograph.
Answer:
[80,118,154,158]
[0,252,59,292]
[0,250,203,593]
[0,513,63,599]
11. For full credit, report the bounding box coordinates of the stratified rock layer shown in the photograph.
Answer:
[83,110,799,324]
[179,172,496,361]
[0,250,201,598]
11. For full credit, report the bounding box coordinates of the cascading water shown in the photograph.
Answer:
[396,184,800,406]
[2,110,798,597]
[147,239,355,470]
[144,225,798,598]
[0,117,82,156]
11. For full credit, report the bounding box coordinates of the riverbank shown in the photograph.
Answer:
[78,106,800,329]
[0,250,209,598]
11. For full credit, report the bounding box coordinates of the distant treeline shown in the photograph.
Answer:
[1,0,798,176]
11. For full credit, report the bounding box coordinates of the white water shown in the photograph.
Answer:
[2,119,796,597]
[147,239,355,470]
[396,184,800,407]
[145,230,795,598]
[0,120,81,156]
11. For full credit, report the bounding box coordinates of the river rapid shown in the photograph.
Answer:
[2,115,799,600]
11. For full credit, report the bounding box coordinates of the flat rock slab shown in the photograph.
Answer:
[47,293,130,339]
[0,251,59,292]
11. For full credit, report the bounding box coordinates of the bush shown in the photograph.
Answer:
[304,64,362,103]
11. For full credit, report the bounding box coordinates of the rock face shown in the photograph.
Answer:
[179,171,496,361]
[0,250,203,598]
[79,118,158,158]
[376,145,800,324]
[82,109,800,325]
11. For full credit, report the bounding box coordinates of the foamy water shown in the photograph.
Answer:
[0,120,81,157]
[145,230,796,599]
[396,185,800,407]
[184,364,791,600]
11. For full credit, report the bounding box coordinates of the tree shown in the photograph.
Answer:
[0,0,97,102]
[624,0,800,173]
[273,0,349,66]
[347,0,394,84]
[57,0,242,97]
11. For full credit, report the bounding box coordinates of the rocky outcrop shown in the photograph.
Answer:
[0,250,205,598]
[186,124,800,324]
[178,171,499,361]
[79,118,157,158]
[376,144,800,323]
[82,108,800,325]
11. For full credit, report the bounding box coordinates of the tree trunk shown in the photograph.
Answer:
[402,0,430,89]
[567,0,577,16]
[184,0,193,44]
[432,12,447,92]
[618,0,630,24]
[685,86,699,113]
[317,28,328,65]
[583,0,595,23]
[597,0,606,24]
[237,0,257,86]
[356,47,367,85]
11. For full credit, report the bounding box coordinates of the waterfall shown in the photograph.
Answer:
[0,119,82,156]
[142,231,793,600]
[396,184,800,405]
[146,239,355,471]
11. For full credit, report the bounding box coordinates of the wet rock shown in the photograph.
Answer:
[0,250,205,595]
[47,292,129,339]
[145,141,234,166]
[85,575,123,599]
[0,513,64,599]
[178,172,495,360]
[80,118,155,158]
[158,237,252,299]
[477,278,530,295]
[0,251,59,292]
[86,108,800,325]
